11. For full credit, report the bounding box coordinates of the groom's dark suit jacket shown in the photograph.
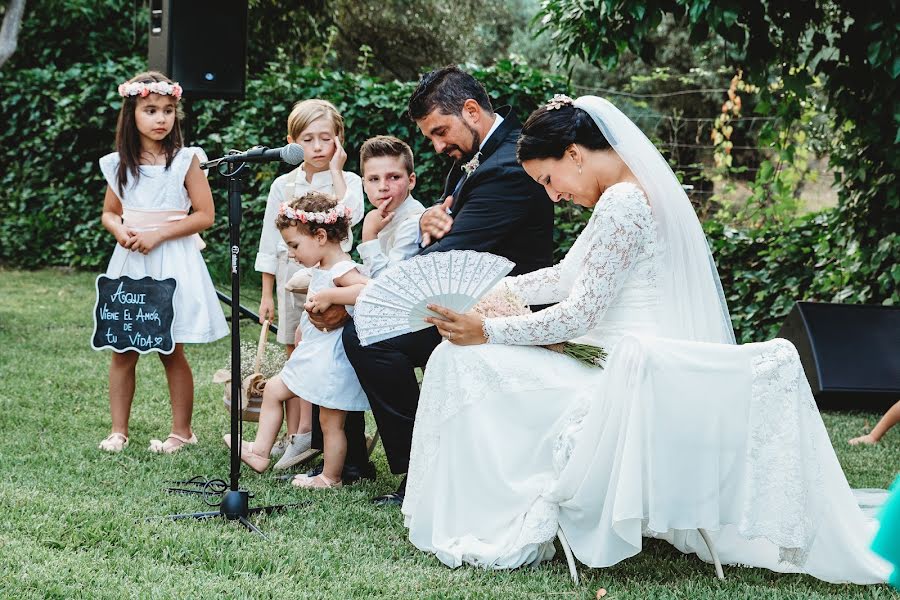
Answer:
[418,106,554,275]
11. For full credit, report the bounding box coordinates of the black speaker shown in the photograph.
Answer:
[777,302,900,411]
[148,0,248,100]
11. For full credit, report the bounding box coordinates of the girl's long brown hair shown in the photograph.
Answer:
[114,71,184,195]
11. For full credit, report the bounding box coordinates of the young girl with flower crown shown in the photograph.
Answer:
[254,99,364,470]
[97,71,228,454]
[226,191,369,488]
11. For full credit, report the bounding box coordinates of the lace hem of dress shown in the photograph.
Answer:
[740,338,822,567]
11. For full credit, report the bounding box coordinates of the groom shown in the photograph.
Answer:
[313,66,554,503]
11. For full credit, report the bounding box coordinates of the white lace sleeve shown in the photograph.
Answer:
[500,264,565,306]
[484,188,652,345]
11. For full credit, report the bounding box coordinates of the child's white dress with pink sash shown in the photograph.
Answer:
[99,147,228,344]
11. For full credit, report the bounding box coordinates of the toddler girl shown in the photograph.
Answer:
[98,71,228,453]
[254,99,364,469]
[228,191,369,488]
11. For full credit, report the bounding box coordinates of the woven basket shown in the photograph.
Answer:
[215,320,272,422]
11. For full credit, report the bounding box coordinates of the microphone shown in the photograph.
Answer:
[200,143,304,169]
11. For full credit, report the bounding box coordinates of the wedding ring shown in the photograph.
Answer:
[448,332,454,341]
[323,328,328,333]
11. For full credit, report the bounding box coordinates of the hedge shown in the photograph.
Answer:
[3,57,895,343]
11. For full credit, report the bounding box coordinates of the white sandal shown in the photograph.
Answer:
[99,432,129,452]
[291,473,342,489]
[148,432,198,454]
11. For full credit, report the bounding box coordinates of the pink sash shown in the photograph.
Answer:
[122,208,206,250]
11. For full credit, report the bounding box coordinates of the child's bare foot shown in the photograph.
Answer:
[848,433,879,445]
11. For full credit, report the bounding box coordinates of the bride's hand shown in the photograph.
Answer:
[425,304,487,345]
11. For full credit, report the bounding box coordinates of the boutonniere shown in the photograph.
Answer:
[461,152,482,176]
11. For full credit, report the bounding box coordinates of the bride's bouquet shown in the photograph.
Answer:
[473,285,606,368]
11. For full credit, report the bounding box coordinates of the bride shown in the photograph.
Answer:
[401,95,889,584]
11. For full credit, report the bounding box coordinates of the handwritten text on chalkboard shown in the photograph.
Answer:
[91,275,177,354]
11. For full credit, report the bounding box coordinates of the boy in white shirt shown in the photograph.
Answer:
[254,99,364,470]
[356,136,425,278]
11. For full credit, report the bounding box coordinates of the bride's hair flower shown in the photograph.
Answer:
[546,94,575,111]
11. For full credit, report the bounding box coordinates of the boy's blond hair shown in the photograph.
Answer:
[360,135,415,175]
[287,99,345,141]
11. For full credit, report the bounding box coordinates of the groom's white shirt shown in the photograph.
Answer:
[479,114,504,152]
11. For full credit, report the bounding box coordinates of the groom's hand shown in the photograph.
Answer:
[307,304,350,332]
[419,196,454,246]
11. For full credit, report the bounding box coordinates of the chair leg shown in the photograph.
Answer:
[557,527,579,584]
[366,429,380,458]
[698,528,725,580]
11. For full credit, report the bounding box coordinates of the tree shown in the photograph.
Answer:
[538,0,899,306]
[0,0,26,68]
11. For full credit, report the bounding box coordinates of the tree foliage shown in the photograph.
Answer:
[539,0,900,322]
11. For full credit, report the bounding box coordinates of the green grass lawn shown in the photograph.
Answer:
[0,267,897,599]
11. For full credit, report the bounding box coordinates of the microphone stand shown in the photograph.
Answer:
[160,159,305,535]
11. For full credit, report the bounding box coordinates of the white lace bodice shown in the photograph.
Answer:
[484,182,660,349]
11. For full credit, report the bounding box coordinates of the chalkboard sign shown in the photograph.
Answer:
[91,275,177,354]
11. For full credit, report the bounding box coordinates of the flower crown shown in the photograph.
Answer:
[545,94,575,111]
[279,202,351,224]
[118,80,183,100]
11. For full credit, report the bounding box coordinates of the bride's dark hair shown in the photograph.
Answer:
[516,105,611,162]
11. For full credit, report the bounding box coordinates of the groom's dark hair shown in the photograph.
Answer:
[408,66,493,121]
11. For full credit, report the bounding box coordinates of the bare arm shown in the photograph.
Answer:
[330,136,348,201]
[306,268,369,312]
[101,186,133,247]
[308,283,367,312]
[259,272,276,324]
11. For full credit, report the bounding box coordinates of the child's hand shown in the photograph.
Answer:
[126,229,164,254]
[259,297,275,324]
[304,296,333,314]
[362,204,395,242]
[329,135,347,173]
[113,223,134,248]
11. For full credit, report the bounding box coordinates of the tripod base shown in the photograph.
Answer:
[162,485,307,537]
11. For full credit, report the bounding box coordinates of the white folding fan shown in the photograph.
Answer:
[354,250,514,346]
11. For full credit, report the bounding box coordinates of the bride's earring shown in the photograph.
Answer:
[572,155,582,175]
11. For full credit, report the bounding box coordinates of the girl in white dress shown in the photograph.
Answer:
[97,71,228,454]
[227,192,369,488]
[255,99,365,468]
[403,95,890,584]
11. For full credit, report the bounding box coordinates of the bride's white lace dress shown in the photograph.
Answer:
[401,182,888,584]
